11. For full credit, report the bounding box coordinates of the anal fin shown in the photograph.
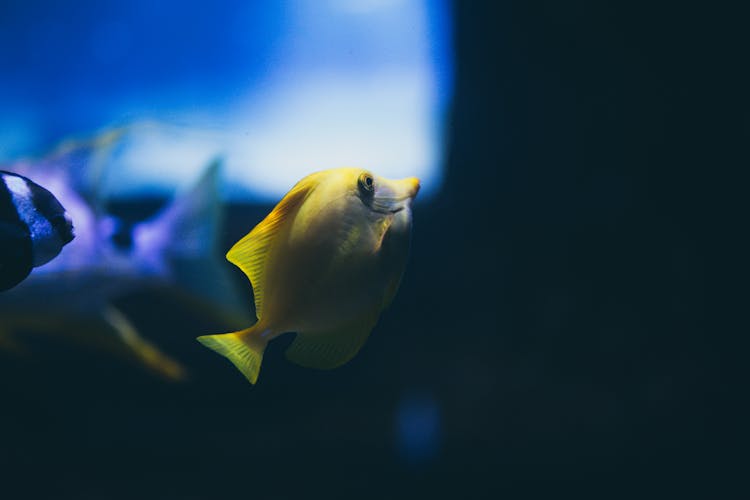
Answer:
[285,317,378,370]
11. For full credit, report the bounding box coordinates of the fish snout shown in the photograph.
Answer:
[62,213,75,244]
[403,177,421,199]
[371,176,421,213]
[52,212,75,245]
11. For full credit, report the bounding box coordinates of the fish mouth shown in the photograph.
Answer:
[62,226,75,244]
[52,213,75,244]
[371,196,413,214]
[369,177,420,214]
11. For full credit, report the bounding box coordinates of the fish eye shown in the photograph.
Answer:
[358,173,374,193]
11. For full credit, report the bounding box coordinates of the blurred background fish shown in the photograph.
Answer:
[0,136,252,380]
[1,170,75,290]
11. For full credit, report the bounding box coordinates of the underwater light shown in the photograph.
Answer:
[0,0,452,202]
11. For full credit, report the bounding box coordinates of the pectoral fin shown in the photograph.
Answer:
[378,215,412,309]
[285,317,378,370]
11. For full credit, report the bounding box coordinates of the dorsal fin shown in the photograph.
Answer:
[226,174,320,319]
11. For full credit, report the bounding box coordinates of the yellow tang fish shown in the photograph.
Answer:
[197,168,420,384]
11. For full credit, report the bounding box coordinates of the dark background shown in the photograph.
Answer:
[1,1,746,498]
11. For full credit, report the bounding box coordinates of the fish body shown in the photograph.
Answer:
[0,171,75,291]
[198,168,420,384]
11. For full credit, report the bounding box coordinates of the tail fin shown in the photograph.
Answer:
[197,327,267,384]
[133,158,222,267]
[132,159,252,323]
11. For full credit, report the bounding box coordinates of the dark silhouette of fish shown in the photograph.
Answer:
[1,171,75,291]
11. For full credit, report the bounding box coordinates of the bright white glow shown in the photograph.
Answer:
[225,71,439,199]
[32,0,453,203]
[330,0,405,14]
[102,71,439,201]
